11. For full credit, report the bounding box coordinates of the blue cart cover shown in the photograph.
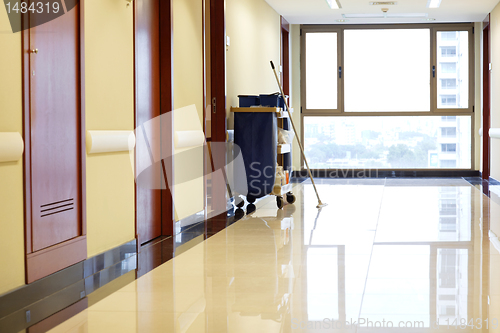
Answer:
[234,112,277,200]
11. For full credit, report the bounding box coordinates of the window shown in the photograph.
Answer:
[303,116,471,169]
[441,79,456,89]
[441,46,457,57]
[441,160,457,168]
[440,95,457,106]
[436,31,469,109]
[439,295,456,301]
[440,306,456,316]
[440,217,457,224]
[440,31,457,40]
[441,127,457,137]
[305,32,338,110]
[344,29,430,112]
[441,63,457,73]
[441,144,456,153]
[301,24,473,170]
[441,116,457,121]
[439,249,457,288]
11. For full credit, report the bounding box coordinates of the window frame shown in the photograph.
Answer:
[432,26,475,113]
[300,27,343,114]
[299,23,475,171]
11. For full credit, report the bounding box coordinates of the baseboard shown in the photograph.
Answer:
[489,176,500,185]
[27,236,87,284]
[292,170,480,179]
[0,239,137,333]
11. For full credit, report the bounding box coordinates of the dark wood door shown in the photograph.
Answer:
[29,4,81,252]
[135,0,162,244]
[210,0,227,215]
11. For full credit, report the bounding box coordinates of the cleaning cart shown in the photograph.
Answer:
[231,94,296,209]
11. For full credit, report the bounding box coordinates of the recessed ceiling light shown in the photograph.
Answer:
[370,2,397,5]
[343,13,385,18]
[427,0,442,8]
[326,0,342,9]
[388,13,428,18]
[342,13,428,19]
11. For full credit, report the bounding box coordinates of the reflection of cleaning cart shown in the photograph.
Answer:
[231,102,296,210]
[232,206,295,321]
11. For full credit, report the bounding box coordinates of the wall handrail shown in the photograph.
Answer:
[0,132,24,163]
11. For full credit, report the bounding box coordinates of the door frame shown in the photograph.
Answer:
[22,0,87,283]
[482,14,491,180]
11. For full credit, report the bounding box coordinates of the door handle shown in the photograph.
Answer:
[31,49,39,54]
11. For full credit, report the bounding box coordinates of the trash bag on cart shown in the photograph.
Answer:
[233,112,277,203]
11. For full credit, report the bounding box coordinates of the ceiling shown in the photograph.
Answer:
[264,0,500,24]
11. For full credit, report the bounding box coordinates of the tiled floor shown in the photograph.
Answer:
[48,179,500,332]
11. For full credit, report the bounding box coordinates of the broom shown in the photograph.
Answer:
[270,61,327,209]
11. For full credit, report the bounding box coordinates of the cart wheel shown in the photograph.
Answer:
[247,195,256,204]
[235,208,245,220]
[286,192,296,204]
[246,203,256,215]
[236,198,245,208]
[276,196,284,209]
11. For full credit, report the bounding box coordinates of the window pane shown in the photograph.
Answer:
[441,31,457,40]
[304,116,471,169]
[441,79,456,89]
[441,63,457,73]
[441,46,456,57]
[441,127,457,137]
[441,95,457,106]
[307,248,338,321]
[437,31,469,109]
[436,248,469,323]
[344,29,430,112]
[306,33,338,109]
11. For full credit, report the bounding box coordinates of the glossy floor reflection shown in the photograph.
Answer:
[49,180,500,332]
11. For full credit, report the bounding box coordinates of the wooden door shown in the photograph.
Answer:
[209,0,227,215]
[24,2,86,283]
[135,0,162,244]
[135,0,174,244]
[280,17,290,96]
[30,4,81,252]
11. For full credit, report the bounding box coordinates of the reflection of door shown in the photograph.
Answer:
[24,3,86,283]
[483,15,491,180]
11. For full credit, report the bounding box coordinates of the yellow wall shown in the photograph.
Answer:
[84,0,135,256]
[0,0,137,296]
[0,11,25,295]
[226,0,281,128]
[491,3,500,180]
[173,0,204,221]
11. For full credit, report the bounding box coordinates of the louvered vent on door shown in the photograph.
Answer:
[40,199,74,218]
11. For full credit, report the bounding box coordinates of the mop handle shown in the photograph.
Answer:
[270,61,323,205]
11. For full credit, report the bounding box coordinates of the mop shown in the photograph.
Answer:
[270,61,327,209]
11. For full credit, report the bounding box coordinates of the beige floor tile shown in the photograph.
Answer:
[48,182,500,333]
